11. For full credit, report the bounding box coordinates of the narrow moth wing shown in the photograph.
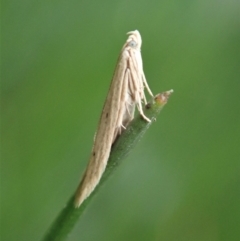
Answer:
[74,30,153,207]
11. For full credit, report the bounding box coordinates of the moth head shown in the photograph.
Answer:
[126,30,142,50]
[128,40,137,48]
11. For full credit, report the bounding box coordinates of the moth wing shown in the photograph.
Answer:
[74,51,130,207]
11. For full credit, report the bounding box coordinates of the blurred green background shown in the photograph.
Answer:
[2,0,240,240]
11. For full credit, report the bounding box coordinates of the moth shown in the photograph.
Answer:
[75,30,153,207]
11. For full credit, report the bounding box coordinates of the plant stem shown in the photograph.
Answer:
[41,90,173,241]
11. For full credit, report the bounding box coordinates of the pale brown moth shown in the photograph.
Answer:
[74,30,154,207]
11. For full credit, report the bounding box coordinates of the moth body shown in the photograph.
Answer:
[74,30,153,207]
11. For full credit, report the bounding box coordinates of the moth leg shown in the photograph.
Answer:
[121,124,126,129]
[137,101,151,122]
[128,48,154,99]
[142,72,154,97]
[142,93,147,105]
[127,63,151,123]
[128,49,142,84]
[125,101,134,118]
